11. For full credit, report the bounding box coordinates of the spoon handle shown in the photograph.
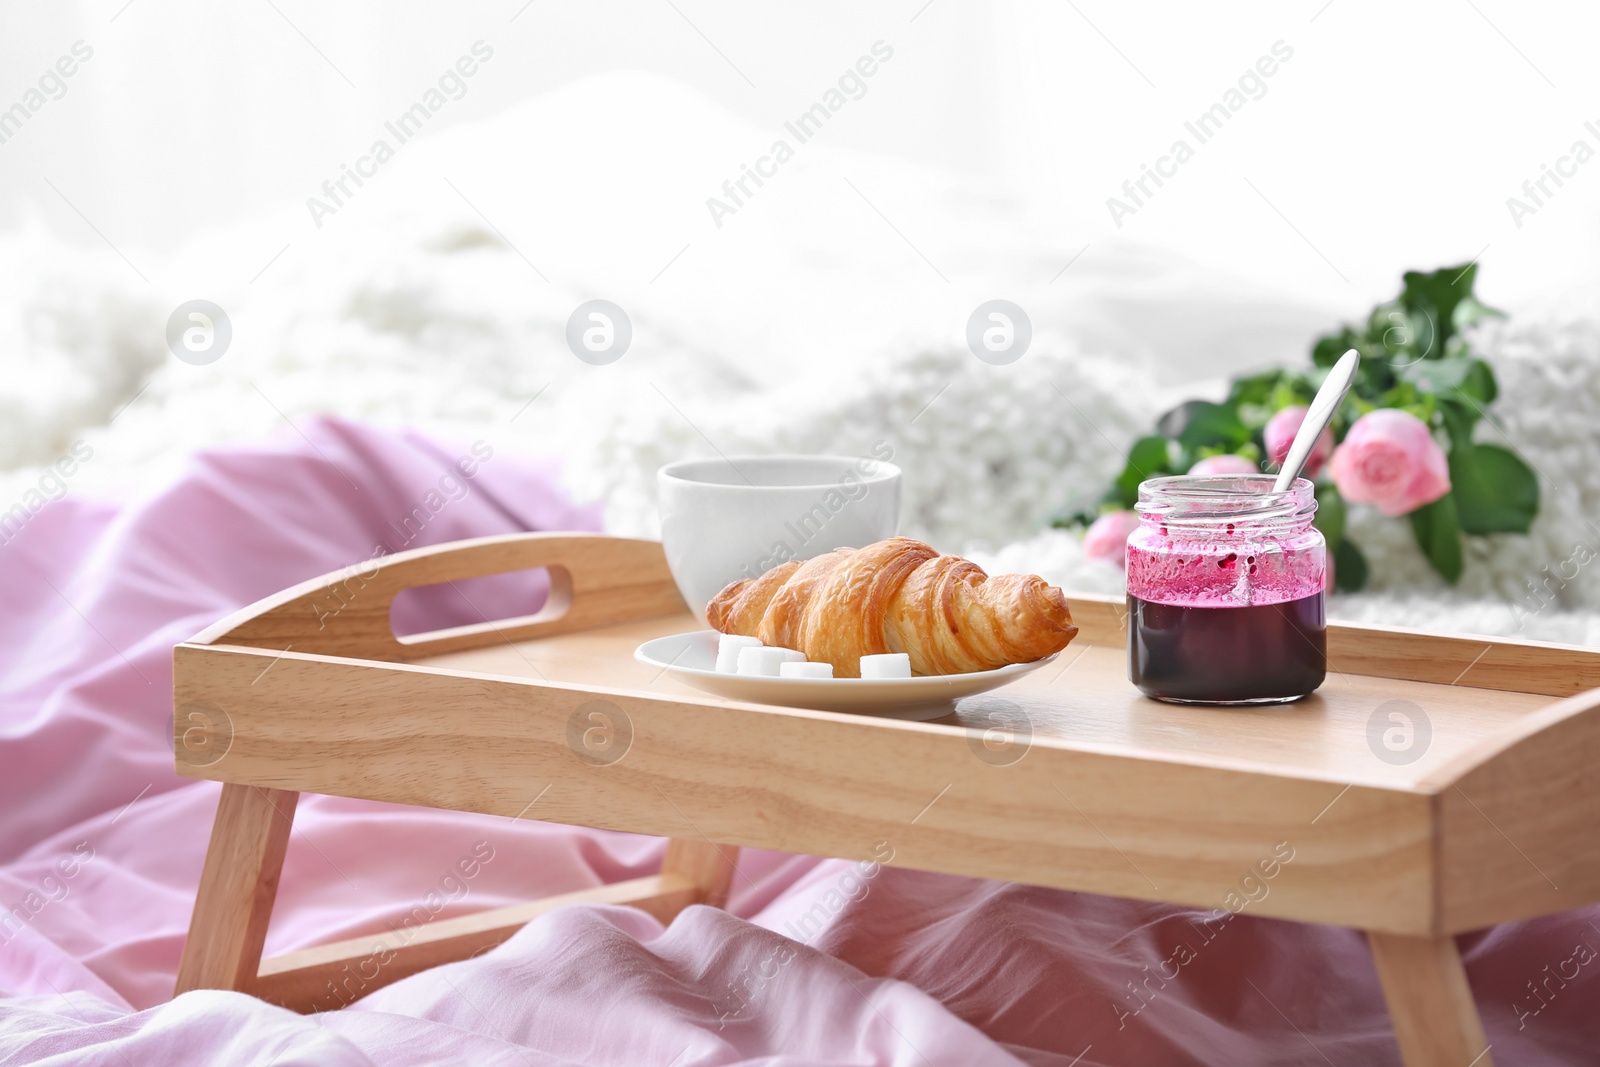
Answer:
[1273,349,1359,493]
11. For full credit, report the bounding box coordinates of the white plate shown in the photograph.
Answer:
[634,630,1059,721]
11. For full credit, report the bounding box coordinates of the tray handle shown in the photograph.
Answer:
[188,533,689,661]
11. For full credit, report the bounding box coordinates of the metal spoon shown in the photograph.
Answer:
[1272,348,1359,493]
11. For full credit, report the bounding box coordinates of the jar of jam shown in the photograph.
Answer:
[1126,474,1326,705]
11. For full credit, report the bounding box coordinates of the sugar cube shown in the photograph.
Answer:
[859,653,912,679]
[716,634,763,673]
[779,661,833,679]
[737,646,800,677]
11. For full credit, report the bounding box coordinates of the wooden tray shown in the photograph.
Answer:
[172,533,1600,1067]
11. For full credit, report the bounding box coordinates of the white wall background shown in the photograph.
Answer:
[995,0,1600,313]
[0,2,1004,252]
[2,0,1597,315]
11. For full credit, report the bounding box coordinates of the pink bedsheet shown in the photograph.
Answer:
[1,418,1595,1066]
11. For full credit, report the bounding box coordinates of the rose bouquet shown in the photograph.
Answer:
[1062,264,1540,591]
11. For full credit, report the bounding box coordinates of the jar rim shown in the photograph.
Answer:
[1135,474,1317,527]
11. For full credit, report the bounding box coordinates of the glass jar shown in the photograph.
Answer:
[1126,474,1326,705]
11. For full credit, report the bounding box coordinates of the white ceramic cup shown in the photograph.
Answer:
[658,454,902,621]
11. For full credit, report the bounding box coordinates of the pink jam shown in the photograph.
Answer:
[1126,518,1326,607]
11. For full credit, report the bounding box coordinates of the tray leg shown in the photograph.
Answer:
[1367,930,1494,1067]
[661,838,739,911]
[174,784,299,997]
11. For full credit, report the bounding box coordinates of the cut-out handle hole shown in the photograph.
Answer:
[390,564,572,644]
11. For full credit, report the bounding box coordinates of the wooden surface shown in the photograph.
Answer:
[662,839,740,910]
[189,533,686,661]
[174,784,299,995]
[418,611,1552,792]
[176,632,1440,934]
[251,874,699,1012]
[1368,931,1495,1067]
[1426,684,1600,933]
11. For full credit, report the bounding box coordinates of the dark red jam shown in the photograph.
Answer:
[1128,593,1326,703]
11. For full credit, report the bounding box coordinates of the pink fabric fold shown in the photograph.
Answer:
[0,417,1595,1066]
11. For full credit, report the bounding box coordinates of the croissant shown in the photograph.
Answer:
[706,537,1079,677]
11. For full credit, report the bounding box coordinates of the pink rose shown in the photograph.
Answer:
[1187,454,1259,476]
[1328,409,1451,516]
[1264,405,1334,478]
[1083,510,1141,567]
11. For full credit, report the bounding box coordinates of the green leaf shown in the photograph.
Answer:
[1452,293,1506,333]
[1459,359,1498,405]
[1400,265,1476,350]
[1371,302,1440,363]
[1333,538,1368,592]
[1436,396,1480,452]
[1314,483,1346,551]
[1113,435,1174,507]
[1395,356,1498,419]
[1349,345,1399,397]
[1227,369,1291,407]
[1237,403,1274,432]
[1409,495,1465,583]
[1449,444,1540,534]
[1398,354,1476,394]
[1313,328,1361,369]
[1157,401,1250,451]
[1375,380,1428,415]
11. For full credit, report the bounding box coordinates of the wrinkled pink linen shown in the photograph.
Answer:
[1,418,1596,1066]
